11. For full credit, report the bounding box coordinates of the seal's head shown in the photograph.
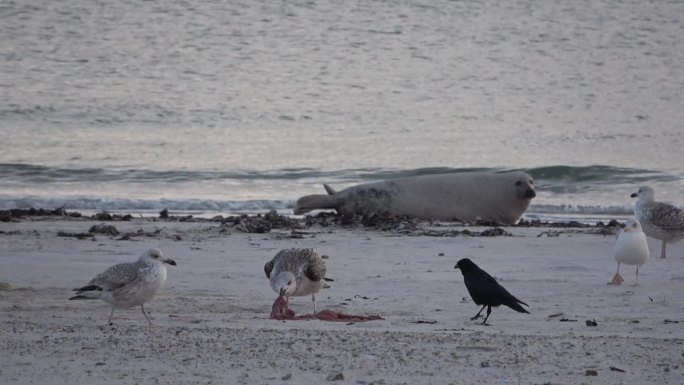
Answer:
[511,172,536,200]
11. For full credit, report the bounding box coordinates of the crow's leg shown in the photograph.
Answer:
[480,306,492,325]
[470,305,486,320]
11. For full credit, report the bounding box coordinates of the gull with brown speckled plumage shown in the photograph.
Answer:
[631,186,684,259]
[264,248,326,316]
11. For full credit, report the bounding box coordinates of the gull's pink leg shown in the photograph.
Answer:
[608,262,624,285]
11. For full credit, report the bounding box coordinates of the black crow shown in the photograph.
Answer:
[454,258,529,325]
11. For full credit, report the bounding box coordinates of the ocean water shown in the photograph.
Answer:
[1,0,683,221]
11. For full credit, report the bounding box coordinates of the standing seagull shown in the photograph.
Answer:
[264,248,326,314]
[609,218,649,286]
[69,248,176,325]
[454,258,529,325]
[631,186,684,258]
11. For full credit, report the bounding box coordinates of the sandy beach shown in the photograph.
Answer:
[1,214,683,385]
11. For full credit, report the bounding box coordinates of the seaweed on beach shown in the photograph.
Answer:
[89,224,120,235]
[2,207,625,237]
[537,227,619,237]
[156,209,194,222]
[0,208,137,222]
[57,225,182,241]
[223,210,303,233]
[302,211,340,227]
[57,231,92,239]
[300,211,511,236]
[0,207,82,222]
[516,218,622,229]
[90,212,126,221]
[117,228,179,241]
[528,218,621,237]
[302,211,624,233]
[58,224,120,239]
[360,212,422,232]
[302,211,422,232]
[418,227,511,237]
[298,210,628,237]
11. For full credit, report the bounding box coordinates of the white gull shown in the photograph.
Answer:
[609,218,649,286]
[69,248,177,325]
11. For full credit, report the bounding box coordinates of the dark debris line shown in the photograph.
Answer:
[1,208,622,236]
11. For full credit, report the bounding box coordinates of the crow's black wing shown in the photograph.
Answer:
[464,267,528,312]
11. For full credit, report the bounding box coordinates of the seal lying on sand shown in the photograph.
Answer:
[294,171,535,224]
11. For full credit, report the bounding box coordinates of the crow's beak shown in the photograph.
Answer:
[630,193,638,198]
[164,258,177,266]
[454,265,459,270]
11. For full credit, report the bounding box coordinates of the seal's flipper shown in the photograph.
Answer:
[294,194,343,215]
[323,184,337,195]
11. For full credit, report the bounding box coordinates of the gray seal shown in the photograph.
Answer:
[294,171,535,224]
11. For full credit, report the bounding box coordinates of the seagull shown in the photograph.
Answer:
[631,186,684,258]
[609,218,649,286]
[454,258,529,325]
[69,248,176,325]
[264,248,326,315]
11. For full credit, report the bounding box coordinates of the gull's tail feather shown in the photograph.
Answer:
[323,184,337,195]
[69,284,104,300]
[73,285,101,292]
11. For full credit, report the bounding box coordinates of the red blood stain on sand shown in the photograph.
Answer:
[270,295,383,322]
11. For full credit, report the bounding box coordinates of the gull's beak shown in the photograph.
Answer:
[279,288,286,297]
[630,193,638,198]
[623,227,631,233]
[164,258,177,266]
